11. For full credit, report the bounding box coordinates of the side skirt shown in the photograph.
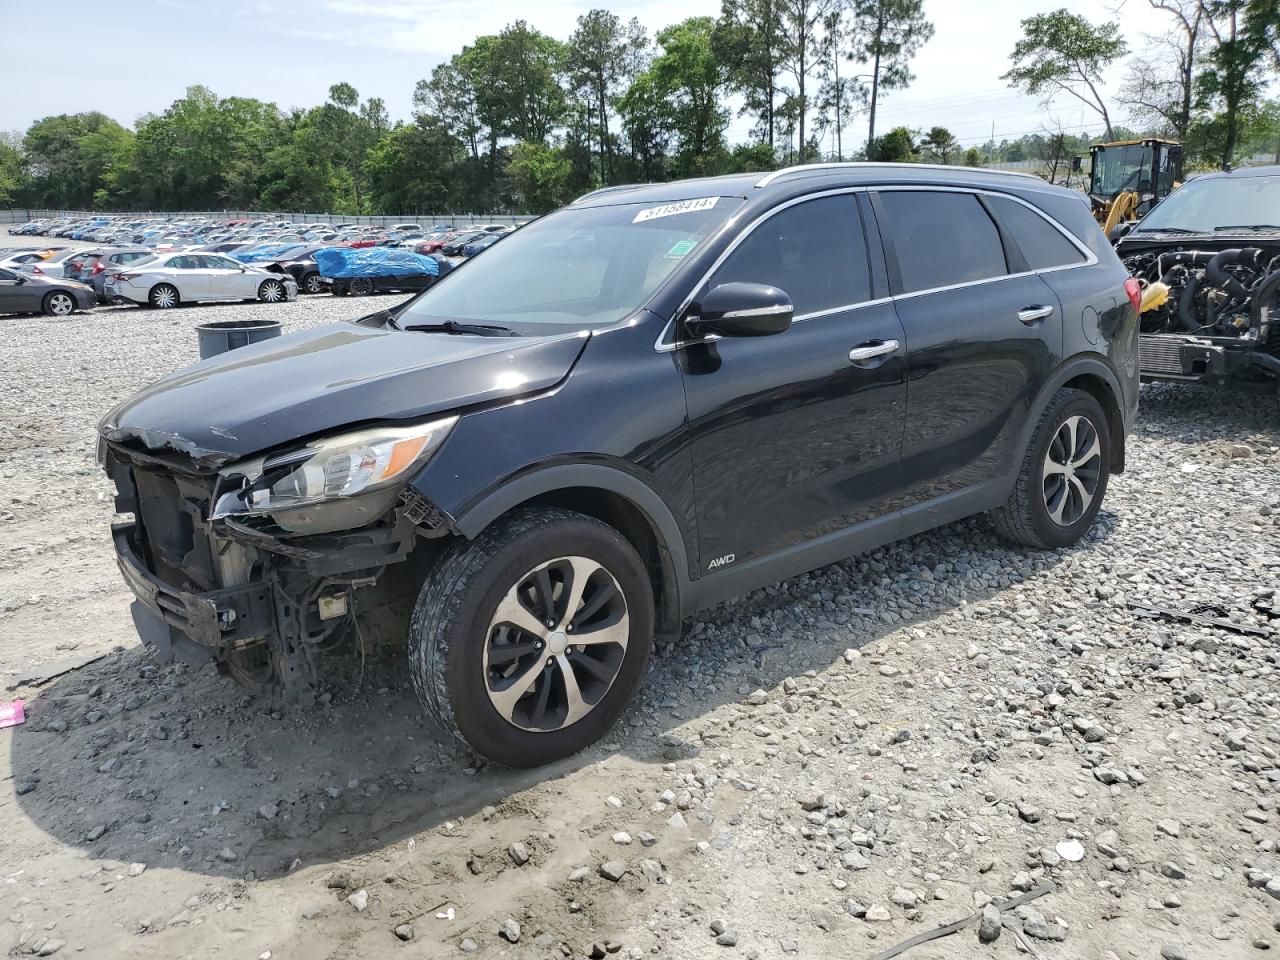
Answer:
[683,478,1011,616]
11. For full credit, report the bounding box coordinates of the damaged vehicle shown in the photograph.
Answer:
[99,164,1137,767]
[1116,165,1280,393]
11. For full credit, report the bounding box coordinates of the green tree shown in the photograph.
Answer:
[616,71,672,181]
[777,0,839,164]
[851,0,934,151]
[1196,0,1280,168]
[962,146,983,166]
[0,133,26,206]
[645,17,732,176]
[508,142,573,212]
[364,118,464,213]
[919,125,958,163]
[1002,9,1128,139]
[568,11,648,182]
[715,0,786,148]
[866,125,914,161]
[23,112,133,208]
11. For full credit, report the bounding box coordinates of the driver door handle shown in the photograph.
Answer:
[848,339,900,363]
[1018,305,1055,325]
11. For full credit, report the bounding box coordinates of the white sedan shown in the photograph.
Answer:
[104,253,298,308]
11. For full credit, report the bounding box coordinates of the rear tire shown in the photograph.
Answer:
[991,388,1111,549]
[42,291,76,317]
[409,508,654,768]
[348,277,374,296]
[149,284,179,309]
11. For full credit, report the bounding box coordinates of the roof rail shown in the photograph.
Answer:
[571,184,646,205]
[754,161,1042,189]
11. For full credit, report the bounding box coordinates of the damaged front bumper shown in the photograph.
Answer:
[1140,333,1280,389]
[113,520,275,662]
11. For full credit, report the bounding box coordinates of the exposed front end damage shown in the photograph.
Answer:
[1121,241,1280,392]
[100,436,452,702]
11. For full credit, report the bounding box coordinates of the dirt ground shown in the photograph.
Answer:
[3,235,1280,960]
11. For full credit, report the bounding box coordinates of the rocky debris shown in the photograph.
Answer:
[509,841,530,865]
[346,889,368,912]
[598,861,627,882]
[977,904,1002,943]
[498,917,521,943]
[709,920,737,946]
[393,923,414,941]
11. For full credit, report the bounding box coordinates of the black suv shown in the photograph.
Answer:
[99,164,1138,767]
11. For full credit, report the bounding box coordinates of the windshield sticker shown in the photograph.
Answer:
[633,197,719,223]
[665,239,697,259]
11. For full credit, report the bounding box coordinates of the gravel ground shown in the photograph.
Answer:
[2,234,1280,960]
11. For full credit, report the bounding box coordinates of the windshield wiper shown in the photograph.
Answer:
[401,319,519,337]
[1214,224,1280,232]
[1133,226,1206,235]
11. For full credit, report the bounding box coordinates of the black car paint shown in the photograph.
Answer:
[100,165,1136,681]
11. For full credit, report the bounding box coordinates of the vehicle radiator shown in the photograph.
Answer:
[1138,335,1187,377]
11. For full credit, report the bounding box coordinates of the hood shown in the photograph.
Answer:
[100,319,590,469]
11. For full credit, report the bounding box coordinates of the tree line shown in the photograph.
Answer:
[1,0,1275,216]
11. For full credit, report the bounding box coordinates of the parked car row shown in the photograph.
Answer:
[9,215,521,254]
[0,243,298,315]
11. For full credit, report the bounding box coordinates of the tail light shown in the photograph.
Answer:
[92,261,105,274]
[1123,277,1141,314]
[68,260,82,272]
[31,266,43,275]
[115,273,138,282]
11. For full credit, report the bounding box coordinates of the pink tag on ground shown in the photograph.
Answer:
[0,700,25,728]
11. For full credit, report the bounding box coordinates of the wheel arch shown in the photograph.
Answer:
[452,465,689,640]
[1027,356,1127,474]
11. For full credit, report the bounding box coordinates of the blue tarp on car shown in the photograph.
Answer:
[313,246,441,279]
[233,243,301,263]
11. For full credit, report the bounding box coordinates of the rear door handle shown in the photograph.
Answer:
[848,338,900,364]
[1018,305,1055,325]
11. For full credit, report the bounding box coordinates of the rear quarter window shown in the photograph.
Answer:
[987,195,1087,270]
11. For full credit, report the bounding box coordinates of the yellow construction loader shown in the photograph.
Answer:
[1089,138,1183,236]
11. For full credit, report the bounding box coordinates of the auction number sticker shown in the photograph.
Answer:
[633,197,718,223]
[665,239,697,259]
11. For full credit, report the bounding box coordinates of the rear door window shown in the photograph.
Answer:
[986,195,1087,270]
[877,191,1006,293]
[709,195,870,316]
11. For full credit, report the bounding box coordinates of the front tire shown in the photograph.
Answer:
[42,291,76,317]
[149,284,179,309]
[302,272,323,294]
[258,278,286,303]
[991,388,1111,549]
[409,508,654,768]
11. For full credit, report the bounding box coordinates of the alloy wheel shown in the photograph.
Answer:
[1042,414,1102,527]
[260,280,284,303]
[304,274,323,294]
[483,556,630,732]
[48,293,74,316]
[151,285,177,309]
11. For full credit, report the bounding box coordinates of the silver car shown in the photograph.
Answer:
[104,253,298,308]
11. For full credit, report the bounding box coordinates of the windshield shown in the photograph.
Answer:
[1092,144,1153,197]
[1135,175,1280,234]
[398,198,742,332]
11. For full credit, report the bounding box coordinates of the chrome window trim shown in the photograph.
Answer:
[654,184,1095,354]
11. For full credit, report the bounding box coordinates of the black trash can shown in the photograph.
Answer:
[195,319,282,359]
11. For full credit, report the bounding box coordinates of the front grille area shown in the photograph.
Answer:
[103,442,220,592]
[1139,335,1189,377]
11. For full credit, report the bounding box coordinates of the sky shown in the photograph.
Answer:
[3,0,1173,154]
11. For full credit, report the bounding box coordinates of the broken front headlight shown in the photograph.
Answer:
[211,416,458,520]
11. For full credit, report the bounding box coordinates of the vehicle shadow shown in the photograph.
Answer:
[9,508,1101,882]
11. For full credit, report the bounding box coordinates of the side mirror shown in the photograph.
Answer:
[685,282,793,338]
[14,275,26,285]
[1109,222,1135,243]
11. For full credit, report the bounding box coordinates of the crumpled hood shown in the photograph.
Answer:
[100,320,590,468]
